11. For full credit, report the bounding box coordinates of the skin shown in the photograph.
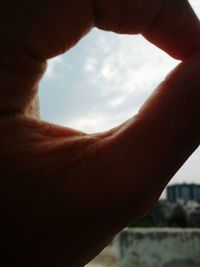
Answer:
[0,0,200,266]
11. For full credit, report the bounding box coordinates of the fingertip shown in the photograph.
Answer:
[143,0,200,60]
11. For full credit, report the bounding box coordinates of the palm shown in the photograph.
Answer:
[0,116,113,266]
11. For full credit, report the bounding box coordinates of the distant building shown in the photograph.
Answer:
[167,184,200,204]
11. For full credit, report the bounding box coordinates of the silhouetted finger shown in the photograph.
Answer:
[97,53,200,224]
[95,0,200,59]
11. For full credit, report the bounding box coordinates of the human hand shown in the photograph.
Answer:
[0,1,200,266]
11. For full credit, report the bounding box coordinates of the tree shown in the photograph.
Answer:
[168,205,188,228]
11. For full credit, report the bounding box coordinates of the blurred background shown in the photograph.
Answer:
[39,1,200,266]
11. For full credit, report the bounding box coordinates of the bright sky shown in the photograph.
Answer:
[39,0,200,186]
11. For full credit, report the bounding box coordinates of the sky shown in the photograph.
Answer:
[39,0,200,186]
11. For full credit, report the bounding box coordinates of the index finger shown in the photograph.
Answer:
[95,0,200,59]
[4,0,199,60]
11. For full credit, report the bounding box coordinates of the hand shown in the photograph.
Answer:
[0,1,200,266]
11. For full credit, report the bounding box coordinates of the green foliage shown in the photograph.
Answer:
[130,216,154,228]
[168,205,188,228]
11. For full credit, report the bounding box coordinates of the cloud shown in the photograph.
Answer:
[84,57,98,72]
[189,0,200,16]
[65,114,107,133]
[108,96,127,108]
[45,56,63,78]
[41,29,179,132]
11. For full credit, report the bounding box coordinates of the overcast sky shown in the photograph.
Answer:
[39,0,200,186]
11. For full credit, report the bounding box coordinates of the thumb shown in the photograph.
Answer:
[96,53,200,224]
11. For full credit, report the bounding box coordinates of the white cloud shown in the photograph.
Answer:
[43,30,179,133]
[101,64,113,80]
[108,96,127,108]
[189,0,200,16]
[45,56,63,78]
[65,114,109,134]
[85,58,98,72]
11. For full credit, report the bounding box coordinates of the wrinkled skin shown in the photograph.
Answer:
[0,1,200,266]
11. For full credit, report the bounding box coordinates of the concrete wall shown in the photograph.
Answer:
[115,228,200,267]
